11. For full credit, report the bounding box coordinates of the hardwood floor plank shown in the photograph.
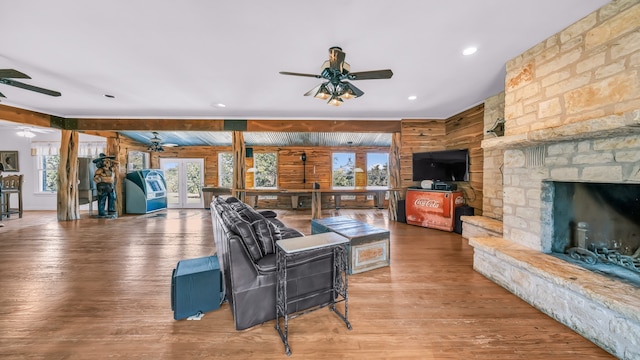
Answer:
[0,209,613,359]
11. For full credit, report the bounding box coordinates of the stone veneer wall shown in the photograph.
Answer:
[482,92,505,220]
[503,0,639,138]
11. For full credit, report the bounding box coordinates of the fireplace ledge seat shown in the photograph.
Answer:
[469,236,640,359]
[460,215,502,239]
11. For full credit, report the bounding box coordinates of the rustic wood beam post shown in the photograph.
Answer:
[232,131,246,202]
[57,130,80,221]
[388,132,402,221]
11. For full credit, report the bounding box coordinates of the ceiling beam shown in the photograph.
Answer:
[72,119,226,131]
[0,104,402,133]
[246,120,401,133]
[0,104,51,127]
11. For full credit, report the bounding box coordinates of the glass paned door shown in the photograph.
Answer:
[159,158,204,208]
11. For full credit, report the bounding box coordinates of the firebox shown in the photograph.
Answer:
[549,181,640,284]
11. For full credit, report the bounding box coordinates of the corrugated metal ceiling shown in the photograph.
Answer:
[119,131,392,147]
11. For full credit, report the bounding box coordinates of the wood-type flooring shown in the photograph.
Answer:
[0,208,614,359]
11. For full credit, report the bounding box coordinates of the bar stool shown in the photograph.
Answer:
[1,175,24,219]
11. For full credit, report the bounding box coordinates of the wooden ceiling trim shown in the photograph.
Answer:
[74,119,226,131]
[246,120,401,133]
[0,104,51,127]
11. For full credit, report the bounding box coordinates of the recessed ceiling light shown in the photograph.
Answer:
[408,95,417,100]
[214,103,226,108]
[104,94,115,98]
[463,47,477,56]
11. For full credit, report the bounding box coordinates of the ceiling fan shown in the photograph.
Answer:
[280,46,393,106]
[148,132,178,152]
[0,69,61,99]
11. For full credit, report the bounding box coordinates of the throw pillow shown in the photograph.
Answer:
[220,210,263,262]
[251,219,282,255]
[237,206,265,223]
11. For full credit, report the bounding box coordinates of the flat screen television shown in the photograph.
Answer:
[412,149,469,182]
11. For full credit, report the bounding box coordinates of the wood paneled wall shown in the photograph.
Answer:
[399,120,446,188]
[115,139,389,209]
[399,104,485,215]
[445,104,484,213]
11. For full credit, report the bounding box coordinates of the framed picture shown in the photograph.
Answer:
[0,151,19,172]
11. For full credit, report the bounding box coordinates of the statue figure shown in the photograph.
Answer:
[93,153,118,218]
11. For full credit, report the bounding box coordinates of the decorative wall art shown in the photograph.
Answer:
[0,151,19,172]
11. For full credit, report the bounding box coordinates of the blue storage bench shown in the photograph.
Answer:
[171,255,223,320]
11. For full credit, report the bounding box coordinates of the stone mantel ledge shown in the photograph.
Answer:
[482,110,640,150]
[469,236,640,325]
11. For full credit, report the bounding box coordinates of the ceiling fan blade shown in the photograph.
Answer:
[348,69,394,80]
[342,82,364,98]
[279,71,322,78]
[0,79,61,96]
[0,69,31,79]
[329,47,346,72]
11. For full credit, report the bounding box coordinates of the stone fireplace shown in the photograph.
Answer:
[467,1,640,359]
[471,116,640,359]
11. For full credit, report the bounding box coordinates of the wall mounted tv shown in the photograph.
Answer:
[412,149,469,182]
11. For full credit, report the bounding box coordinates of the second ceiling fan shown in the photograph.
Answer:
[280,47,393,106]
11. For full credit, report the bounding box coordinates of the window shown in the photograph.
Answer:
[366,153,389,187]
[127,151,148,172]
[36,155,60,192]
[218,152,233,188]
[332,152,355,187]
[253,152,277,188]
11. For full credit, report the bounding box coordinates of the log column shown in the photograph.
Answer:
[388,132,402,221]
[57,130,80,221]
[232,131,246,202]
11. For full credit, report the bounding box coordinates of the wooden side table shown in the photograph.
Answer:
[275,232,352,356]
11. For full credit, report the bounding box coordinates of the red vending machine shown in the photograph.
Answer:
[405,189,465,232]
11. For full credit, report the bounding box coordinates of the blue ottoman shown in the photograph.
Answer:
[171,255,223,320]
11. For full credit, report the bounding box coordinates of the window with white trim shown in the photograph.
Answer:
[36,155,60,193]
[332,152,355,188]
[218,152,233,188]
[253,152,277,188]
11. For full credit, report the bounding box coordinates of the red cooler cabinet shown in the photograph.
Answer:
[405,189,465,232]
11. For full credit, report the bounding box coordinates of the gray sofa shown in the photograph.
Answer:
[211,196,334,330]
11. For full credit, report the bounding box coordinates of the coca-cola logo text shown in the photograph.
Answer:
[414,199,440,208]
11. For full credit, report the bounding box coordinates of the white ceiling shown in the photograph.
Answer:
[0,0,609,121]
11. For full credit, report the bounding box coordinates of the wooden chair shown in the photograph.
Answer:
[1,174,24,219]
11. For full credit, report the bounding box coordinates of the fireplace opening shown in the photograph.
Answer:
[548,181,640,286]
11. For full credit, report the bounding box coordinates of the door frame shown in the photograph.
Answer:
[159,158,204,208]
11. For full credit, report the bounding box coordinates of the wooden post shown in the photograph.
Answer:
[232,131,246,202]
[57,130,80,221]
[388,132,402,221]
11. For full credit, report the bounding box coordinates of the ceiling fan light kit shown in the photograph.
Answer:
[147,132,178,152]
[281,47,392,106]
